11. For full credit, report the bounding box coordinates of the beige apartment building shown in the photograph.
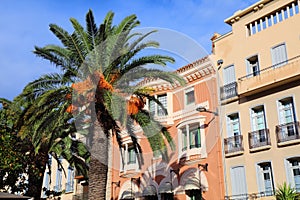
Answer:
[211,0,300,199]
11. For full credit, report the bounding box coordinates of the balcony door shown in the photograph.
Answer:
[278,97,297,136]
[251,106,267,143]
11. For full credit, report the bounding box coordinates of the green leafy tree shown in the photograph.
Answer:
[276,182,299,200]
[0,98,43,198]
[27,9,184,199]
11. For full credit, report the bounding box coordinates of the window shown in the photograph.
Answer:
[149,94,167,116]
[149,99,155,116]
[271,43,287,68]
[66,166,74,193]
[186,189,202,200]
[247,1,300,36]
[230,166,248,197]
[128,146,137,164]
[251,106,267,132]
[256,162,274,196]
[185,88,195,105]
[286,158,300,192]
[227,113,240,137]
[182,128,187,151]
[223,65,236,85]
[277,97,298,139]
[55,166,62,192]
[180,123,201,151]
[42,171,50,198]
[246,55,260,77]
[189,126,201,149]
[221,65,237,100]
[161,193,173,200]
[226,113,242,151]
[157,94,167,116]
[250,105,268,145]
[120,143,139,171]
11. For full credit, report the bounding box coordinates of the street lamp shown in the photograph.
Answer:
[196,106,218,116]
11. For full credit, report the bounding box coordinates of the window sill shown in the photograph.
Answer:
[277,138,300,147]
[119,169,140,178]
[225,150,244,158]
[249,145,271,153]
[179,148,206,165]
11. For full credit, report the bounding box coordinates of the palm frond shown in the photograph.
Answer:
[70,18,91,52]
[86,9,98,46]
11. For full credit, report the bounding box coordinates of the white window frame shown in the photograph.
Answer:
[120,142,139,172]
[285,157,300,192]
[246,54,260,77]
[256,161,275,196]
[226,113,241,151]
[177,118,207,160]
[148,93,168,116]
[250,105,267,131]
[184,87,195,106]
[277,96,297,138]
[226,113,241,137]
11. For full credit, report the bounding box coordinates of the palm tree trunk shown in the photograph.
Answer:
[88,120,109,200]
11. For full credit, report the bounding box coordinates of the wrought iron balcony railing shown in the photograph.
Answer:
[220,82,238,100]
[225,190,275,200]
[238,55,300,81]
[248,129,270,149]
[224,135,244,154]
[276,121,300,143]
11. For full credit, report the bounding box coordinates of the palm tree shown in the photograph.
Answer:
[276,182,299,200]
[9,90,90,199]
[28,10,184,199]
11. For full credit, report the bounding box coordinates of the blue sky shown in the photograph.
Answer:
[0,0,257,100]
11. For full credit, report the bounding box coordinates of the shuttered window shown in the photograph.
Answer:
[230,166,248,196]
[271,43,287,68]
[223,65,236,85]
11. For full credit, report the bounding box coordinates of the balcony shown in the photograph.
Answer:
[238,55,300,96]
[220,82,238,101]
[248,129,271,152]
[224,135,244,157]
[276,121,300,146]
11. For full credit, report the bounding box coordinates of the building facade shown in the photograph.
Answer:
[109,57,225,200]
[211,0,300,199]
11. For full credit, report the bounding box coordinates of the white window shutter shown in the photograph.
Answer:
[223,65,236,85]
[256,164,264,193]
[285,159,295,187]
[226,115,233,138]
[230,166,248,196]
[271,44,287,67]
